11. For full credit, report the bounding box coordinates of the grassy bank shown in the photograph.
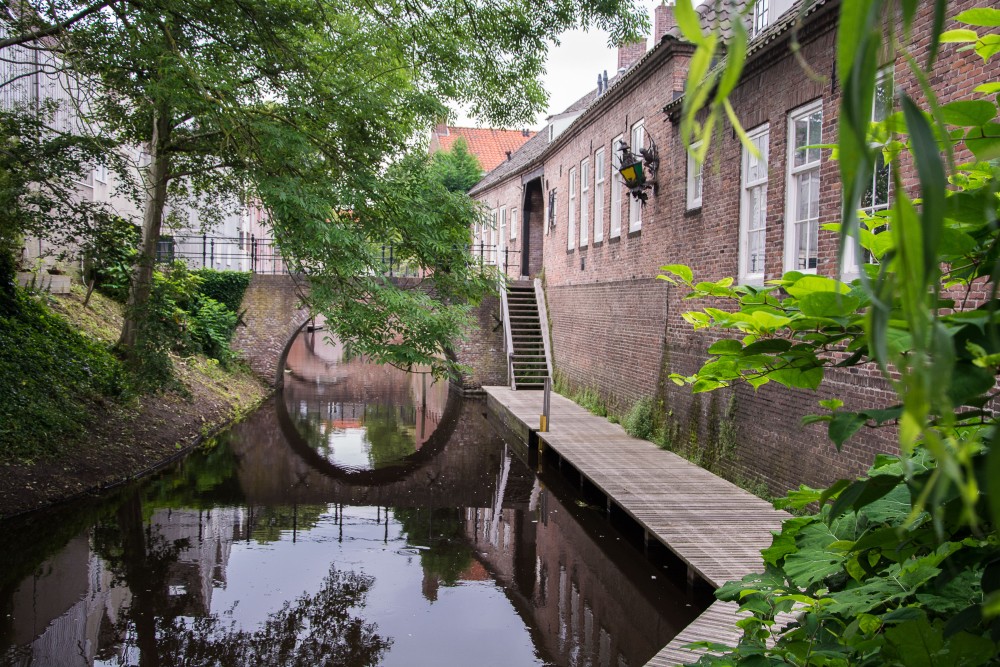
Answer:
[0,283,268,518]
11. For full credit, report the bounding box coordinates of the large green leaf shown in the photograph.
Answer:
[955,8,1000,27]
[939,100,997,126]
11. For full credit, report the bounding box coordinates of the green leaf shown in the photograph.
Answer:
[769,365,823,390]
[828,411,868,450]
[940,28,980,43]
[964,123,1000,161]
[989,444,1000,536]
[946,361,996,406]
[975,34,1000,61]
[800,291,862,318]
[955,8,1000,27]
[784,275,851,298]
[741,339,793,355]
[883,615,942,667]
[939,100,997,126]
[974,82,1000,94]
[674,0,705,45]
[659,264,693,284]
[784,523,844,587]
[708,339,743,355]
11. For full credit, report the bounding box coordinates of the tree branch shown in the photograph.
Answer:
[0,0,120,49]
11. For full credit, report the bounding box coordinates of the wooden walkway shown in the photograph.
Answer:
[483,386,788,666]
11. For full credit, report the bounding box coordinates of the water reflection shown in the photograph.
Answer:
[1,333,709,666]
[284,331,449,472]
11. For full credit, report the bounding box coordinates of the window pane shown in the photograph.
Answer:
[794,119,808,166]
[808,111,822,162]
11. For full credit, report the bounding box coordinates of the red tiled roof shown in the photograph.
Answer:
[430,126,536,172]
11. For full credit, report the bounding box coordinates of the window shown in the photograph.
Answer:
[594,148,605,243]
[156,236,175,263]
[499,207,507,259]
[510,208,518,241]
[580,158,590,246]
[629,120,644,232]
[687,141,703,209]
[847,68,893,273]
[610,135,623,238]
[740,125,770,283]
[94,164,108,184]
[785,100,823,272]
[568,167,577,250]
[491,209,498,263]
[751,0,769,37]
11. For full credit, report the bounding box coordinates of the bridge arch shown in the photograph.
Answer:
[231,273,507,391]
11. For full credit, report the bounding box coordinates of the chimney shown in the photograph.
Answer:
[654,1,678,43]
[597,73,604,97]
[617,39,647,72]
[603,70,609,91]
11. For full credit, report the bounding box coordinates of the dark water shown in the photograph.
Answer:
[1,331,709,666]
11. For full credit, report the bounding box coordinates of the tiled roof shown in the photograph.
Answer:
[431,126,536,172]
[468,127,550,195]
[470,75,627,195]
[663,0,833,113]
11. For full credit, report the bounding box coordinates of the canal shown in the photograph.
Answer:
[1,330,711,666]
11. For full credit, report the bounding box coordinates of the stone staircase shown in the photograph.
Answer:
[504,280,551,390]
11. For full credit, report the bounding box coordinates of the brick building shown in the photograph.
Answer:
[469,0,988,493]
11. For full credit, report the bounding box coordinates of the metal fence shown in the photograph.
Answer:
[156,235,520,278]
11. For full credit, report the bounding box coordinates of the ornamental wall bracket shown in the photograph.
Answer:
[616,134,660,204]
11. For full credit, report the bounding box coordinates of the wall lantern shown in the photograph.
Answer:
[616,135,660,203]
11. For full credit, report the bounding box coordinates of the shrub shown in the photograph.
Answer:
[193,268,251,313]
[622,397,655,441]
[190,297,239,364]
[0,288,129,458]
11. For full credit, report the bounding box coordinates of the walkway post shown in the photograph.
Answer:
[541,376,551,432]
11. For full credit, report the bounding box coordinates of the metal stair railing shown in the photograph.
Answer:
[499,278,516,389]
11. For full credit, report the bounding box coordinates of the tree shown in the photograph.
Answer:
[662,0,1000,663]
[430,137,484,193]
[6,0,648,375]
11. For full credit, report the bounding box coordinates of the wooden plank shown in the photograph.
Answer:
[482,386,791,667]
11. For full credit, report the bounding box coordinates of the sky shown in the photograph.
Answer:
[455,0,666,131]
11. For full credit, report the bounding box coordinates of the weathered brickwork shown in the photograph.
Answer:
[474,0,988,493]
[452,293,508,392]
[231,274,311,386]
[547,279,669,413]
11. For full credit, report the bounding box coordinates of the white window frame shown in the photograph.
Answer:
[785,99,823,274]
[510,207,518,241]
[739,124,770,284]
[686,140,703,210]
[568,166,577,251]
[499,207,507,260]
[580,157,590,246]
[610,135,623,238]
[751,0,769,37]
[845,68,893,276]
[491,209,498,264]
[628,120,644,233]
[94,164,108,184]
[594,147,605,243]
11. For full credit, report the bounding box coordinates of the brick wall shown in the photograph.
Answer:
[451,294,507,391]
[473,0,988,495]
[546,278,669,412]
[231,274,310,386]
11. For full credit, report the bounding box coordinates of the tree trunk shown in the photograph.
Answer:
[119,109,171,352]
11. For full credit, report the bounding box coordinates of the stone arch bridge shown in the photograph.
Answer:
[230,273,506,392]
